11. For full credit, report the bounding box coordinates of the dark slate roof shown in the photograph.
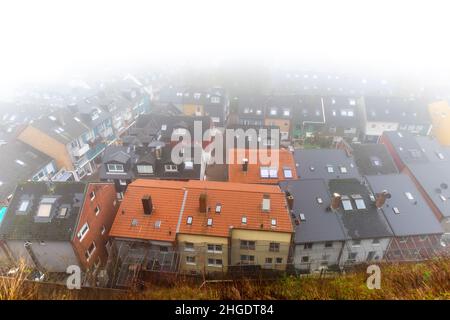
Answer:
[365,96,430,125]
[366,174,443,237]
[236,94,267,119]
[415,136,450,163]
[383,131,429,165]
[294,149,361,181]
[352,144,399,176]
[264,95,296,119]
[295,95,325,123]
[29,109,91,144]
[322,96,362,127]
[99,146,136,181]
[328,179,393,240]
[279,179,347,243]
[407,162,450,218]
[0,141,53,201]
[0,182,87,241]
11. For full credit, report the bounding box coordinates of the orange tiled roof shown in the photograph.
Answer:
[109,179,293,241]
[227,149,297,184]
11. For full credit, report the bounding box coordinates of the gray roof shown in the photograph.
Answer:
[0,141,53,201]
[352,144,399,176]
[0,182,87,241]
[407,162,450,219]
[382,131,429,165]
[366,174,443,237]
[279,179,347,243]
[328,179,393,240]
[294,149,361,181]
[415,136,450,163]
[322,96,363,127]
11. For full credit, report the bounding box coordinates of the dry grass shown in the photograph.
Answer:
[1,258,449,300]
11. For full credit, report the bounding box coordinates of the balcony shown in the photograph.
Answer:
[71,143,90,157]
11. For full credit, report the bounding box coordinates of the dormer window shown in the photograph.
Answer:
[137,165,154,174]
[107,164,124,173]
[165,164,178,172]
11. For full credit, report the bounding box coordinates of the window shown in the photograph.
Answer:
[85,242,96,261]
[160,246,168,253]
[101,225,106,235]
[301,256,309,263]
[59,207,68,217]
[240,255,255,264]
[186,216,193,225]
[341,197,353,211]
[137,165,154,174]
[354,198,366,210]
[207,244,222,253]
[325,241,333,248]
[399,237,407,243]
[269,242,280,252]
[348,252,357,260]
[37,203,52,218]
[211,96,220,104]
[371,157,382,166]
[276,257,283,264]
[283,168,293,178]
[207,218,213,226]
[260,167,269,178]
[78,223,89,241]
[241,216,247,224]
[393,207,400,214]
[184,161,194,170]
[119,179,127,186]
[107,163,124,173]
[340,166,348,173]
[240,240,256,250]
[90,191,95,201]
[299,213,306,221]
[265,257,273,264]
[270,108,277,115]
[372,239,380,245]
[283,109,290,116]
[271,219,277,227]
[94,205,100,216]
[304,243,313,250]
[154,220,161,228]
[352,240,361,247]
[327,166,334,173]
[186,256,196,265]
[18,200,30,212]
[15,159,26,166]
[405,192,414,200]
[185,242,195,252]
[215,204,222,213]
[260,167,278,178]
[208,258,223,267]
[165,164,178,172]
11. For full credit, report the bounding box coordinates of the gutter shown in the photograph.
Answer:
[176,189,189,233]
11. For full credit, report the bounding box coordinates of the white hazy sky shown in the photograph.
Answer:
[1,0,450,97]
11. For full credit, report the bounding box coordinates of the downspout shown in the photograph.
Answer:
[24,241,45,273]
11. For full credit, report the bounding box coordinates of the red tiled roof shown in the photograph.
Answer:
[109,179,293,241]
[227,149,297,184]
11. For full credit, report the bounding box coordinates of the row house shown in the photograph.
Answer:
[18,106,115,181]
[107,179,292,286]
[292,96,325,139]
[428,100,450,146]
[362,97,432,142]
[0,139,57,202]
[366,174,444,261]
[0,181,118,275]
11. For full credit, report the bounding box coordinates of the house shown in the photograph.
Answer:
[227,149,297,184]
[362,96,431,142]
[202,87,230,127]
[279,179,347,272]
[0,181,119,273]
[99,143,204,198]
[236,94,267,127]
[264,96,295,141]
[428,100,450,146]
[293,149,361,181]
[350,144,399,176]
[0,139,58,202]
[292,95,325,139]
[107,179,292,285]
[379,131,429,171]
[321,96,363,140]
[328,179,393,266]
[415,135,450,163]
[18,107,115,180]
[404,163,450,233]
[366,174,444,261]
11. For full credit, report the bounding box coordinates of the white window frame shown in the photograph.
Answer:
[137,164,154,174]
[165,164,178,172]
[107,163,124,173]
[78,223,89,242]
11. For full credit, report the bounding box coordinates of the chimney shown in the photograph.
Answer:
[142,194,153,215]
[262,194,271,212]
[155,147,162,160]
[375,190,390,208]
[286,192,294,210]
[330,193,341,210]
[242,158,248,172]
[199,193,207,213]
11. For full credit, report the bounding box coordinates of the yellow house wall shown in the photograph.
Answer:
[264,118,291,133]
[230,229,292,271]
[428,101,450,146]
[177,234,229,274]
[18,126,73,170]
[183,104,204,116]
